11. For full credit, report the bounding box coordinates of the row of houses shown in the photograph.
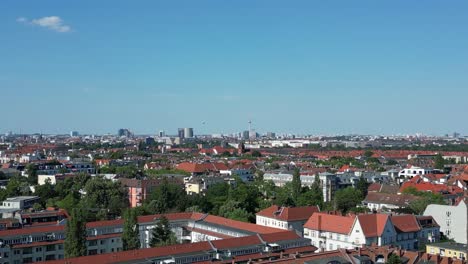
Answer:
[255,205,440,252]
[0,211,313,264]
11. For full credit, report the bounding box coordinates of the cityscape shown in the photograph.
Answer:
[1,1,468,264]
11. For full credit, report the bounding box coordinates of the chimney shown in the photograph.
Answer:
[318,215,322,230]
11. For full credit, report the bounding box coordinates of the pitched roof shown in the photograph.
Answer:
[390,215,421,233]
[364,192,419,207]
[42,242,213,264]
[357,214,389,237]
[203,215,281,234]
[256,205,320,222]
[176,162,228,173]
[303,213,355,235]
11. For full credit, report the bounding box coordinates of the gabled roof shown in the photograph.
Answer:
[176,162,229,173]
[304,213,355,235]
[256,205,320,222]
[390,215,421,233]
[364,192,419,207]
[357,214,390,237]
[203,215,281,234]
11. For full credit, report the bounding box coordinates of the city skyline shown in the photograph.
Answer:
[2,0,468,135]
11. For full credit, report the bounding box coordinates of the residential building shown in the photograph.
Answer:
[362,192,420,211]
[424,198,468,244]
[264,172,338,202]
[303,212,438,252]
[0,212,312,264]
[0,196,40,210]
[119,178,183,207]
[256,205,320,236]
[426,242,467,260]
[398,166,438,179]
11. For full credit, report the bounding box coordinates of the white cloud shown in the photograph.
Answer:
[17,16,71,33]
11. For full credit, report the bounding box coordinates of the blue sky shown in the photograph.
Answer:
[1,0,467,135]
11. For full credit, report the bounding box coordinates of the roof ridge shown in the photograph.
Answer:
[207,239,217,251]
[256,233,267,245]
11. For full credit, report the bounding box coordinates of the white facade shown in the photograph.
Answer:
[263,172,337,202]
[0,196,40,210]
[424,199,467,244]
[398,166,437,179]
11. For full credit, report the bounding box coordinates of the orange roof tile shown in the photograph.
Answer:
[304,213,355,234]
[256,205,320,222]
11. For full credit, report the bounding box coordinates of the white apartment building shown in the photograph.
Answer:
[263,172,337,202]
[424,198,467,244]
[256,205,320,236]
[304,212,439,252]
[0,196,40,210]
[398,166,438,179]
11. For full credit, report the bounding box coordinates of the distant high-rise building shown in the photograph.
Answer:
[266,132,276,138]
[145,137,155,145]
[184,128,194,138]
[178,128,185,139]
[70,131,79,137]
[249,130,257,139]
[242,130,249,140]
[158,130,165,137]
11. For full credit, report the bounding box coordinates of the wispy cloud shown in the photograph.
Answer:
[17,16,71,33]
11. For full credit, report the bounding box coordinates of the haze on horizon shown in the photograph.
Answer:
[1,1,467,136]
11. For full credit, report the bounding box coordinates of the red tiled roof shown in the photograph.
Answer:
[12,240,64,249]
[390,215,421,233]
[0,224,64,237]
[368,183,381,192]
[364,192,419,207]
[176,162,228,173]
[203,215,281,234]
[259,230,301,243]
[357,214,389,237]
[42,242,214,264]
[185,226,233,239]
[304,213,355,234]
[256,205,320,222]
[400,181,464,195]
[211,235,261,249]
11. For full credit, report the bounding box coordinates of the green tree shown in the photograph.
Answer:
[255,170,265,182]
[146,177,186,214]
[297,186,323,208]
[356,176,369,199]
[386,253,402,264]
[25,163,38,184]
[150,216,177,247]
[81,176,128,220]
[291,168,302,203]
[203,182,230,215]
[434,154,445,170]
[32,203,43,211]
[34,178,57,207]
[275,182,295,207]
[122,208,141,250]
[363,150,374,158]
[64,208,87,258]
[0,176,30,201]
[333,187,363,213]
[251,150,262,157]
[402,187,447,214]
[227,178,260,220]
